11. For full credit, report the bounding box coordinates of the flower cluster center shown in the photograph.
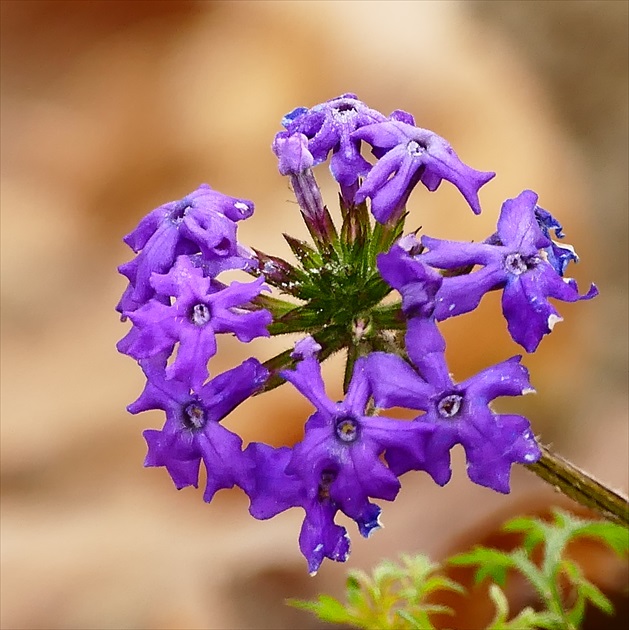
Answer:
[335,415,360,443]
[437,394,463,419]
[183,402,206,430]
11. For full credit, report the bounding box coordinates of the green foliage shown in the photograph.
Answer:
[288,555,463,629]
[289,509,628,629]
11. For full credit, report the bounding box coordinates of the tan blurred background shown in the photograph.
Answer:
[1,1,627,628]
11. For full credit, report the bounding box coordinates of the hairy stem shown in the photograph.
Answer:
[526,444,629,527]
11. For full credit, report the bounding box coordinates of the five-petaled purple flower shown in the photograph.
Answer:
[129,356,268,502]
[245,442,351,575]
[420,190,598,352]
[353,116,495,223]
[279,338,433,539]
[117,255,271,386]
[368,244,540,492]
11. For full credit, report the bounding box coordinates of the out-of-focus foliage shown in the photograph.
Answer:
[290,509,628,629]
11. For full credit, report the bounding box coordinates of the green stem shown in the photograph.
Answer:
[526,444,629,527]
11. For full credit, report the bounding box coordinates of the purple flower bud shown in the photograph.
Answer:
[272,131,314,175]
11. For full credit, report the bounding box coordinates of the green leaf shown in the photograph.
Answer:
[449,547,514,586]
[287,595,354,624]
[574,521,629,557]
[575,576,614,615]
[396,609,436,630]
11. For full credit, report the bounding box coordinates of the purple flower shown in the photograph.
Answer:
[352,119,495,223]
[420,190,598,352]
[245,443,351,575]
[279,93,386,187]
[129,356,268,502]
[117,256,271,386]
[365,350,540,493]
[117,184,255,314]
[370,239,541,492]
[279,340,432,532]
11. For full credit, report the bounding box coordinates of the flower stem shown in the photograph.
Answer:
[526,444,629,527]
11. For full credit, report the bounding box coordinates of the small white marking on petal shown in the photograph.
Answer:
[522,387,536,396]
[548,314,563,330]
[449,303,455,311]
[524,453,537,463]
[314,544,323,553]
[234,201,249,214]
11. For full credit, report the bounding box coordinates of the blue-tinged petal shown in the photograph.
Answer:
[421,236,500,268]
[502,272,560,352]
[245,443,304,519]
[197,423,252,502]
[405,318,449,387]
[344,357,371,414]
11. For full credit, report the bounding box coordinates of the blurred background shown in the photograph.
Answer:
[1,1,627,628]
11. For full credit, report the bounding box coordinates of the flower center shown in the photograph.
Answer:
[407,140,426,157]
[333,103,357,122]
[504,252,535,276]
[335,415,360,443]
[170,201,192,223]
[437,394,463,419]
[317,468,338,501]
[183,402,206,430]
[189,303,211,326]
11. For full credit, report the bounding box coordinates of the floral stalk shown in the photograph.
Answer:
[527,444,629,526]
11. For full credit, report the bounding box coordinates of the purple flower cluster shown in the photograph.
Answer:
[117,184,272,501]
[117,95,597,573]
[275,93,495,221]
